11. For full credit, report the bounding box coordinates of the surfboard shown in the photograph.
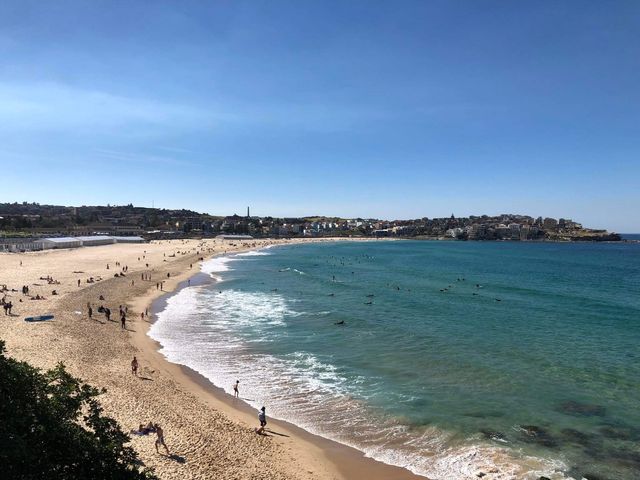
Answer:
[24,315,54,322]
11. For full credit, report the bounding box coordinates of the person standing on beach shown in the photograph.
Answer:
[88,305,92,319]
[256,407,267,434]
[154,424,170,454]
[131,356,138,376]
[233,380,239,398]
[121,314,126,330]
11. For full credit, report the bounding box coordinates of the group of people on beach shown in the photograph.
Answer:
[88,300,131,330]
[12,240,279,464]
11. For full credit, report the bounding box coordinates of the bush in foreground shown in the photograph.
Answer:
[0,340,156,480]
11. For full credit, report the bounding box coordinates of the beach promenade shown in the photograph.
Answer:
[0,238,417,480]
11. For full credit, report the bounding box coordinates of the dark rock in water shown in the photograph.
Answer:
[480,429,508,443]
[598,425,639,441]
[538,477,551,480]
[582,473,613,480]
[608,447,640,467]
[518,425,557,448]
[557,400,606,417]
[565,467,614,480]
[582,447,605,460]
[463,410,504,418]
[560,428,596,447]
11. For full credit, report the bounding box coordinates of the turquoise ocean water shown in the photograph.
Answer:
[150,240,640,479]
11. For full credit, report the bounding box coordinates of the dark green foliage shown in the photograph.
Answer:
[0,340,157,480]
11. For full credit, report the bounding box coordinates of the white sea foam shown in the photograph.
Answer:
[201,256,233,281]
[149,284,572,480]
[201,249,271,279]
[236,250,272,257]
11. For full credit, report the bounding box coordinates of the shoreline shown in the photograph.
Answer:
[0,237,422,480]
[130,241,423,480]
[3,237,596,479]
[135,241,581,480]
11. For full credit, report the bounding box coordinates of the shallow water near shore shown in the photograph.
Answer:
[150,240,640,479]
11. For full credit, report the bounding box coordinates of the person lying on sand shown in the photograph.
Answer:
[130,424,148,435]
[130,423,156,435]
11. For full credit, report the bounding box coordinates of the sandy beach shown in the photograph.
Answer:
[0,238,419,480]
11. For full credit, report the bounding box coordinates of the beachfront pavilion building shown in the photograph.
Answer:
[33,235,145,250]
[75,235,116,246]
[216,234,254,240]
[112,236,145,243]
[37,237,83,250]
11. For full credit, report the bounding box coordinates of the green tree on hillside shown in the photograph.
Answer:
[0,340,156,480]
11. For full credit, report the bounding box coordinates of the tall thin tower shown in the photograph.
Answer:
[247,206,250,218]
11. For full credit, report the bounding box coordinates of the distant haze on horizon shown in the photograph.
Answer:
[0,1,638,232]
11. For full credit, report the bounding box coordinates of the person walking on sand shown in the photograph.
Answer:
[233,380,240,398]
[121,314,126,330]
[88,305,92,319]
[131,356,138,376]
[256,407,267,434]
[154,424,169,454]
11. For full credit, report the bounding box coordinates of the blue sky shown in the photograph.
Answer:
[0,1,638,231]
